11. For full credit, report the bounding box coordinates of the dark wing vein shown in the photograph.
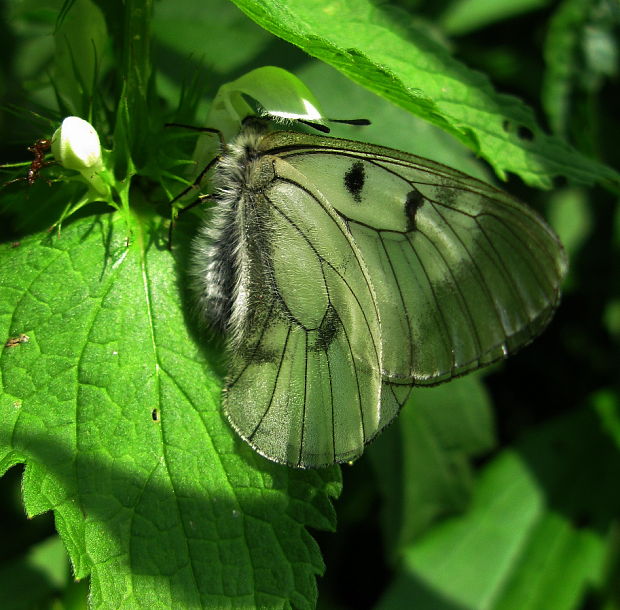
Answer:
[425,198,511,341]
[269,180,382,369]
[402,231,456,372]
[327,296,367,442]
[414,224,484,369]
[247,324,292,441]
[378,233,414,372]
[228,299,276,385]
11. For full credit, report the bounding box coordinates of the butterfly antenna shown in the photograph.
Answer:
[296,117,371,134]
[328,118,371,126]
[297,119,331,133]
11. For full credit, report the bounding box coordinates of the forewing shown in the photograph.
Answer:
[223,159,389,467]
[263,132,567,384]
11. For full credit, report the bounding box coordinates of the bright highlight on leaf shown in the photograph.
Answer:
[191,66,330,172]
[191,113,568,468]
[207,66,327,135]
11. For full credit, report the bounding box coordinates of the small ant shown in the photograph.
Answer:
[1,137,55,188]
[25,138,53,184]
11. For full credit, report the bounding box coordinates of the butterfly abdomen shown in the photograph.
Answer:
[191,128,277,345]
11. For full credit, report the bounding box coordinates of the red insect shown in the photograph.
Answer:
[2,138,55,188]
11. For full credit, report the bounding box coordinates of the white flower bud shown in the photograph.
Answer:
[52,116,103,171]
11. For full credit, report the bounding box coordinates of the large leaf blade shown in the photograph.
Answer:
[0,212,341,608]
[230,0,619,190]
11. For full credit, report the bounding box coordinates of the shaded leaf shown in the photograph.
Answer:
[439,0,553,36]
[376,405,620,609]
[0,536,69,610]
[230,0,619,190]
[0,212,341,608]
[369,375,495,555]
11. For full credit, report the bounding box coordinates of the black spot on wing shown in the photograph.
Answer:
[344,161,365,203]
[405,188,425,231]
[312,304,340,352]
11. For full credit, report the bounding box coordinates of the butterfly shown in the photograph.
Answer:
[190,120,567,468]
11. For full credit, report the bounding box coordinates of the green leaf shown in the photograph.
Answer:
[542,0,593,138]
[0,213,341,608]
[151,0,273,76]
[0,536,70,609]
[439,0,553,37]
[545,185,592,294]
[297,62,493,180]
[229,0,619,190]
[593,390,620,450]
[376,405,620,609]
[369,375,495,555]
[546,187,592,260]
[53,0,109,117]
[543,0,619,142]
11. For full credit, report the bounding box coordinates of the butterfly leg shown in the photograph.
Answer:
[167,191,216,250]
[167,153,219,249]
[165,124,224,205]
[165,124,225,249]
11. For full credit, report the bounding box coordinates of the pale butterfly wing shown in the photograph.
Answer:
[197,127,566,468]
[221,156,387,466]
[256,131,567,386]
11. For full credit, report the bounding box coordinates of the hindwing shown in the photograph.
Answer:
[223,154,393,467]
